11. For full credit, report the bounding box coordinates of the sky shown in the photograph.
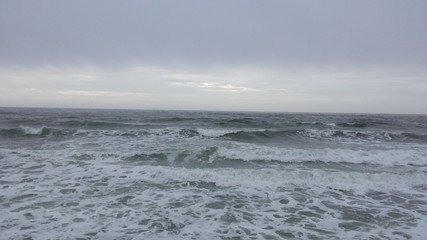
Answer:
[1,0,426,114]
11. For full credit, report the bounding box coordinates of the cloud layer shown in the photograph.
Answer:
[1,0,427,67]
[1,1,426,113]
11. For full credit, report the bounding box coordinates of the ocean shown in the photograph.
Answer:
[0,107,426,239]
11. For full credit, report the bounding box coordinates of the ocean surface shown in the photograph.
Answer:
[0,107,426,240]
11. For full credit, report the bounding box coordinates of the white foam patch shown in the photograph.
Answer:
[297,129,418,144]
[128,165,425,193]
[1,148,425,194]
[1,147,426,240]
[196,128,261,137]
[217,142,427,166]
[19,125,45,135]
[1,123,427,240]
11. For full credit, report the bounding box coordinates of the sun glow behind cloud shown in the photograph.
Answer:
[1,64,426,113]
[170,81,251,93]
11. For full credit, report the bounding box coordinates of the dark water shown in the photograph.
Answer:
[0,107,426,239]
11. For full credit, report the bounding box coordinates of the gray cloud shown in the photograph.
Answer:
[1,1,426,113]
[1,0,427,67]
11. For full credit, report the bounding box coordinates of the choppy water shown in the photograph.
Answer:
[1,107,426,239]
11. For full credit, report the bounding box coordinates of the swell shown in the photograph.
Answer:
[61,118,385,130]
[297,120,384,128]
[154,117,198,122]
[217,117,274,128]
[60,120,151,129]
[0,126,206,139]
[221,130,297,141]
[337,122,369,128]
[220,129,427,143]
[3,125,426,144]
[117,146,427,168]
[298,129,427,143]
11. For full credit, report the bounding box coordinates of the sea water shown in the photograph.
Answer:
[0,108,426,239]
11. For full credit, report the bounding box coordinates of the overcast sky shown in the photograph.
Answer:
[1,0,426,113]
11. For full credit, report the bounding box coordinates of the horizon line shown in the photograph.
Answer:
[0,105,425,116]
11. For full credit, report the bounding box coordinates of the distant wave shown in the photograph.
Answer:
[217,117,273,128]
[297,120,383,128]
[0,126,76,138]
[60,120,150,129]
[2,125,425,145]
[219,129,427,144]
[336,122,369,128]
[221,130,296,141]
[0,126,207,139]
[155,117,198,122]
[298,129,427,143]
[219,117,256,125]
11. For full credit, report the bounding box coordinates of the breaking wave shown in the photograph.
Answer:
[298,129,427,143]
[0,126,77,138]
[60,120,149,129]
[3,124,426,146]
[298,120,384,128]
[1,108,426,240]
[114,144,427,168]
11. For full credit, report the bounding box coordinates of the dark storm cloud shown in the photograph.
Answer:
[1,0,427,67]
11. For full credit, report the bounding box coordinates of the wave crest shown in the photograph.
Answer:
[0,126,76,138]
[218,128,427,144]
